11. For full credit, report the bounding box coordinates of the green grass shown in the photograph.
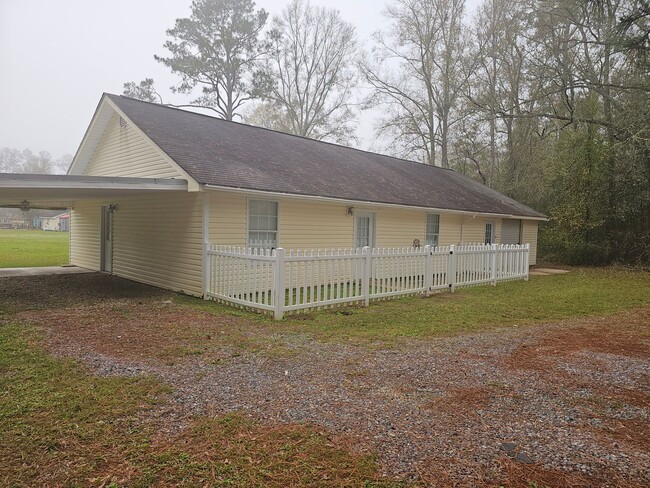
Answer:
[0,323,397,487]
[0,229,69,267]
[0,323,167,486]
[178,267,650,344]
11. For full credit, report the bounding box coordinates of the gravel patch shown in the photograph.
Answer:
[39,308,650,485]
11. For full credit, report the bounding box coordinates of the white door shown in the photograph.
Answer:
[355,212,375,248]
[100,206,112,272]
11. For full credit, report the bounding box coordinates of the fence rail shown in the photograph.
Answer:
[206,243,529,319]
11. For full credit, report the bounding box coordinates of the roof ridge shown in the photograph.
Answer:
[106,93,456,172]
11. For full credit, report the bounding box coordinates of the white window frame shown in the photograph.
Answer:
[247,198,279,249]
[425,213,440,247]
[354,211,376,249]
[484,220,495,245]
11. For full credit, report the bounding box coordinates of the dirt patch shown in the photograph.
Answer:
[504,308,650,370]
[18,300,233,362]
[427,386,496,414]
[0,273,170,314]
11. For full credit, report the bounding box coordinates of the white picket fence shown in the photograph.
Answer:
[205,243,530,319]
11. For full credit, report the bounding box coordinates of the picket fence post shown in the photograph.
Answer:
[491,244,498,286]
[362,246,371,306]
[273,248,286,320]
[448,245,456,293]
[525,243,530,281]
[424,245,433,295]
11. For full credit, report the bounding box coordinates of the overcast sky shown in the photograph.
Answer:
[0,0,480,159]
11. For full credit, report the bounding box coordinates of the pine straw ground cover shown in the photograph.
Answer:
[0,267,649,486]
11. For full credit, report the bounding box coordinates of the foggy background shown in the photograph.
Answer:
[0,0,480,160]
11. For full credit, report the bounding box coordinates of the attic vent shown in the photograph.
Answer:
[119,116,127,129]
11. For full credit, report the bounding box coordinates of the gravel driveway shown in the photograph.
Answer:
[6,274,649,486]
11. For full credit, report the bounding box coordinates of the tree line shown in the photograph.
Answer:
[0,148,71,175]
[120,0,648,266]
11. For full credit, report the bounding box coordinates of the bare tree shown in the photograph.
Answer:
[155,0,269,120]
[254,0,358,143]
[361,0,470,167]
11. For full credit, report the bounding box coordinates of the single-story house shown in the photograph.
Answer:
[0,93,546,297]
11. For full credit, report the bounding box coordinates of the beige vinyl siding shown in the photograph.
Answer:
[439,214,463,246]
[70,200,103,270]
[206,189,539,265]
[521,220,539,265]
[375,208,425,247]
[208,192,354,248]
[461,217,487,244]
[208,191,247,244]
[83,113,183,178]
[280,200,352,248]
[112,192,203,296]
[459,217,502,245]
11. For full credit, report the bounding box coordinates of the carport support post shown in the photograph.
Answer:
[273,248,286,320]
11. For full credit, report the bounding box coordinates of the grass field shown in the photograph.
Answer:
[0,229,69,268]
[179,267,650,344]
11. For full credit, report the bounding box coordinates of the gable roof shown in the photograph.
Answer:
[105,94,546,219]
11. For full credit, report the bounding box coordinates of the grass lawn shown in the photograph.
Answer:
[178,267,650,344]
[0,229,69,268]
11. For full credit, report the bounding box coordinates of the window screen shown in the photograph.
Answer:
[425,214,440,247]
[248,200,278,249]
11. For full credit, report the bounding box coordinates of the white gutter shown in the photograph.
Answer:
[204,184,548,221]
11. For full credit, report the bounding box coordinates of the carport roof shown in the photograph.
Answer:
[0,173,188,209]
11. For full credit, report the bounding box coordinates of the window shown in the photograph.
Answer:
[248,199,278,249]
[484,221,495,245]
[355,212,375,248]
[425,213,440,247]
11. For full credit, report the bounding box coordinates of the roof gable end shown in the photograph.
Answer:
[68,94,200,190]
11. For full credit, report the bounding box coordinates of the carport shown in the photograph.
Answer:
[0,173,188,210]
[0,173,189,271]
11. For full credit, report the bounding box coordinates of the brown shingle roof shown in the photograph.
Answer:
[107,94,546,218]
